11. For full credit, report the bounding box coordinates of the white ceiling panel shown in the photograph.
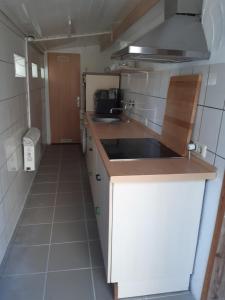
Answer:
[0,0,141,43]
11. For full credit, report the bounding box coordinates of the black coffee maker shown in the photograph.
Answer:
[94,88,122,116]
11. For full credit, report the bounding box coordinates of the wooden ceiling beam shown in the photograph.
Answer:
[100,0,160,51]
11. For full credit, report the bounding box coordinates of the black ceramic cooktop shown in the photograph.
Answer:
[100,138,182,160]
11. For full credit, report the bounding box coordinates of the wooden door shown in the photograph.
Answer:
[48,53,80,143]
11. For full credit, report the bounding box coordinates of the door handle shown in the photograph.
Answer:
[96,174,101,181]
[76,96,80,108]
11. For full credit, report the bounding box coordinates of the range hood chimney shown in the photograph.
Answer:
[112,0,210,63]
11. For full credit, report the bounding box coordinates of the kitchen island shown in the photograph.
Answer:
[85,112,216,299]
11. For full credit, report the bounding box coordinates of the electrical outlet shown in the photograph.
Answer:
[195,142,207,158]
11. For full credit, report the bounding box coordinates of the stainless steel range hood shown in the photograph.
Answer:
[112,0,210,63]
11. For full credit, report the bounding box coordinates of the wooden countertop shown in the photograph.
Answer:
[86,112,216,182]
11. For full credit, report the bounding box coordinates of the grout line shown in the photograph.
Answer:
[42,146,61,300]
[12,239,99,247]
[80,163,97,300]
[19,217,96,227]
[24,202,84,209]
[198,104,225,111]
[214,110,224,158]
[2,266,104,278]
[29,192,56,196]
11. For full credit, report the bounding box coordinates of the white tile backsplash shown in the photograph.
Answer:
[192,106,203,143]
[199,107,223,152]
[205,64,225,109]
[193,65,209,105]
[217,112,225,158]
[179,66,193,75]
[205,150,216,165]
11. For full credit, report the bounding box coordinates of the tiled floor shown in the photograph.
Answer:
[0,145,195,300]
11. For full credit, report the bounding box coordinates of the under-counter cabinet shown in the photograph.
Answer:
[86,134,206,299]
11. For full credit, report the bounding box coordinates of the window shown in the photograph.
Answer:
[31,63,38,78]
[14,54,26,78]
[40,67,45,79]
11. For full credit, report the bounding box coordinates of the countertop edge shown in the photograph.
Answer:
[85,112,217,181]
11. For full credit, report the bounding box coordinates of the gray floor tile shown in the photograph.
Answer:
[93,268,113,300]
[0,274,45,300]
[40,159,60,166]
[59,172,81,182]
[54,205,84,222]
[90,240,104,267]
[37,165,59,174]
[87,220,99,240]
[85,202,96,220]
[51,221,87,243]
[56,191,82,206]
[45,269,94,300]
[58,182,81,193]
[13,224,51,246]
[31,183,57,194]
[34,173,58,183]
[48,242,90,271]
[25,194,55,208]
[20,207,54,225]
[4,245,48,275]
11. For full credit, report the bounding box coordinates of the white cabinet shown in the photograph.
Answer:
[85,135,111,278]
[85,129,97,197]
[86,136,206,299]
[111,180,205,298]
[94,150,110,276]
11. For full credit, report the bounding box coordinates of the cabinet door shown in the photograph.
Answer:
[85,130,97,201]
[85,128,93,172]
[95,151,110,276]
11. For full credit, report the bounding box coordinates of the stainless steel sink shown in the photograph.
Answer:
[92,116,121,123]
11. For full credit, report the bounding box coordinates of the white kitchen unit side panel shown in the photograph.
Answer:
[111,180,205,298]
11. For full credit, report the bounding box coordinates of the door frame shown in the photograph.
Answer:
[45,51,81,144]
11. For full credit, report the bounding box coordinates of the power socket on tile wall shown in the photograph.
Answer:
[194,142,208,158]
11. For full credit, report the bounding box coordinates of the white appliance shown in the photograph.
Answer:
[23,127,41,171]
[80,73,120,154]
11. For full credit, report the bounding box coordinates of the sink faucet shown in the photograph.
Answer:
[109,107,124,114]
[110,104,127,114]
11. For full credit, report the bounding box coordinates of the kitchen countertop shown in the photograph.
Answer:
[85,112,216,182]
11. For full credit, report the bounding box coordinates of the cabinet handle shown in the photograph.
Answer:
[96,174,101,181]
[89,148,93,151]
[95,206,100,215]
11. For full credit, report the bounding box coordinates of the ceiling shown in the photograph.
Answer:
[0,0,142,49]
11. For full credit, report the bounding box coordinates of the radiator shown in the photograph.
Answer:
[23,128,41,171]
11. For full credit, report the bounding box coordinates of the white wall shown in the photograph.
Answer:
[48,45,107,73]
[0,14,46,265]
[0,14,35,264]
[28,45,46,143]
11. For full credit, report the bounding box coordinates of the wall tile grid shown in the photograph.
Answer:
[0,18,44,265]
[121,63,225,299]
